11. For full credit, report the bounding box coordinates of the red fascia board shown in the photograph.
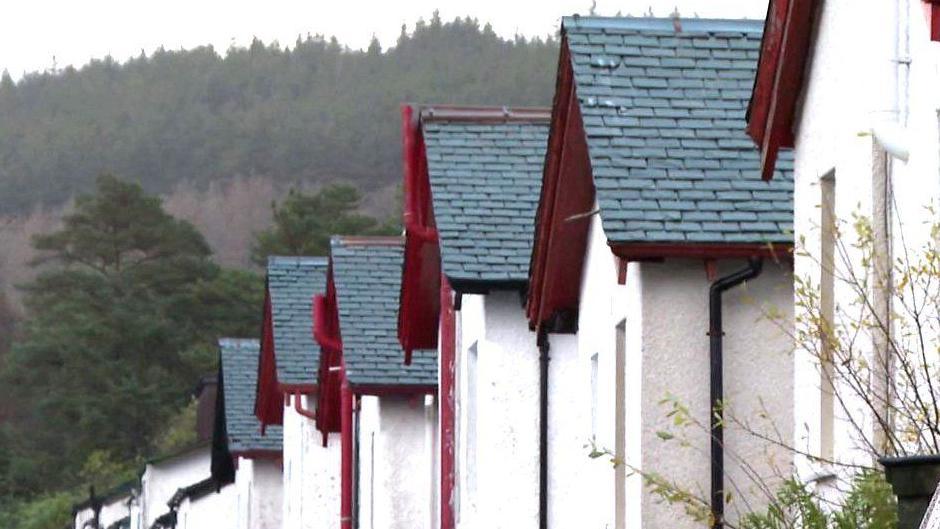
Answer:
[439,276,456,529]
[610,242,794,261]
[527,38,596,333]
[398,104,443,362]
[930,1,940,41]
[349,384,438,396]
[278,383,317,394]
[315,264,344,439]
[255,291,284,428]
[230,449,282,462]
[747,0,818,180]
[747,0,791,147]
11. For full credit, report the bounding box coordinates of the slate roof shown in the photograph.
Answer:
[564,16,794,245]
[423,116,550,283]
[331,237,438,387]
[219,338,282,452]
[268,256,328,385]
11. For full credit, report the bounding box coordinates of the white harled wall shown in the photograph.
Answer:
[570,214,794,529]
[790,0,940,487]
[282,397,341,529]
[74,494,133,529]
[356,394,434,529]
[235,457,283,529]
[176,484,237,529]
[453,291,541,529]
[137,448,213,529]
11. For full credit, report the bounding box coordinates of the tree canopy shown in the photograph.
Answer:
[0,14,558,214]
[0,175,263,495]
[251,184,397,264]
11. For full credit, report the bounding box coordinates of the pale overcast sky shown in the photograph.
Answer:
[0,0,768,79]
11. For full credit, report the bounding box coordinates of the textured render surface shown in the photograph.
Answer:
[282,398,341,529]
[235,458,283,529]
[330,238,437,387]
[422,120,549,282]
[788,0,940,488]
[139,449,211,529]
[267,256,328,385]
[357,395,434,529]
[573,215,641,529]
[563,16,794,244]
[454,292,540,529]
[639,258,793,528]
[175,485,237,529]
[219,338,283,452]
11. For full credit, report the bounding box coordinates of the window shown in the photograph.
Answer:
[615,320,627,529]
[819,170,836,460]
[590,353,599,439]
[466,342,479,498]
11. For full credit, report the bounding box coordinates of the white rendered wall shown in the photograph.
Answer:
[176,484,237,529]
[454,291,540,529]
[639,259,794,528]
[790,0,940,488]
[571,215,639,529]
[74,495,132,529]
[357,394,434,529]
[572,215,794,529]
[139,448,211,528]
[282,396,341,529]
[235,457,283,529]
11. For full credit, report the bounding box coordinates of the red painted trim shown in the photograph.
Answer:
[439,276,456,529]
[292,391,317,421]
[349,384,437,396]
[610,242,793,261]
[747,0,790,147]
[278,383,316,394]
[230,449,282,461]
[314,263,344,440]
[398,104,443,362]
[255,290,285,428]
[527,37,596,332]
[340,379,353,529]
[746,0,819,180]
[930,2,940,41]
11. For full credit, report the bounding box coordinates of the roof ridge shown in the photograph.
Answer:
[332,235,404,247]
[562,15,764,34]
[267,255,329,265]
[413,104,552,124]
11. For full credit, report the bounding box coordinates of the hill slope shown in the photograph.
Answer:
[0,15,559,214]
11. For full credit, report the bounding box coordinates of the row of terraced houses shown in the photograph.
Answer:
[74,3,940,529]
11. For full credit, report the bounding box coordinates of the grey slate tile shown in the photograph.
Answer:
[422,120,549,284]
[267,256,328,386]
[563,16,794,246]
[330,238,437,388]
[219,338,282,453]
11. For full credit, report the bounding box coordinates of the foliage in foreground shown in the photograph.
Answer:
[740,471,896,529]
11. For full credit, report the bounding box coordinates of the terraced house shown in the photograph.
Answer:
[746,0,940,502]
[526,16,795,529]
[251,256,337,529]
[396,105,550,529]
[315,236,438,529]
[212,338,283,529]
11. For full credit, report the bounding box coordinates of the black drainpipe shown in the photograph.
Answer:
[538,330,550,529]
[709,258,763,529]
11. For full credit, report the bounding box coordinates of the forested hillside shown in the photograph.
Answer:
[0,14,558,214]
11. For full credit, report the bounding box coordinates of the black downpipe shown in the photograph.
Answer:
[709,258,763,529]
[538,331,550,529]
